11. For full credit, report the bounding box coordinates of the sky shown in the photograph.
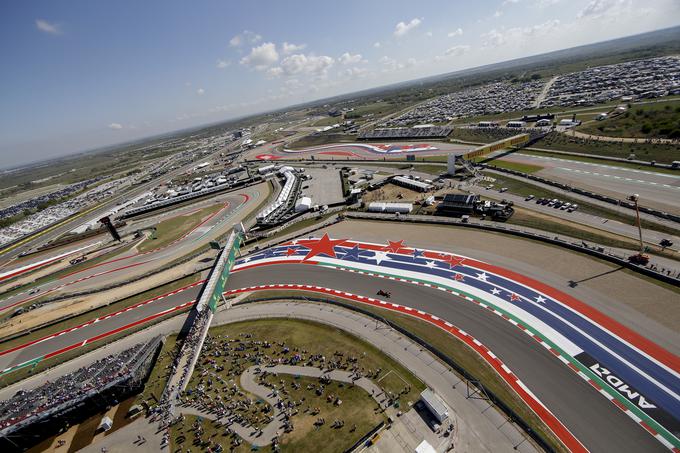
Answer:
[1,0,679,168]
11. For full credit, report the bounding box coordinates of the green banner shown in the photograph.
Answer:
[208,234,241,312]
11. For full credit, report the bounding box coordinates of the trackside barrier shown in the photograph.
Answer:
[345,212,680,287]
[462,134,530,160]
[483,165,680,224]
[237,296,555,453]
[120,178,255,219]
[344,421,385,453]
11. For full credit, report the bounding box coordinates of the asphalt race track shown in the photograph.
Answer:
[226,264,664,453]
[249,141,472,161]
[0,263,663,452]
[0,187,262,313]
[1,243,676,451]
[497,152,680,215]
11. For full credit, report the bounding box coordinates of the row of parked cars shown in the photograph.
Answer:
[532,196,579,212]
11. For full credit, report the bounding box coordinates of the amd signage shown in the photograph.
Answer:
[588,362,656,409]
[576,352,680,436]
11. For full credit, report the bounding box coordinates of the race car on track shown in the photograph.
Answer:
[377,290,391,298]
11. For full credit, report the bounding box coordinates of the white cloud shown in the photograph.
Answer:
[272,53,335,77]
[216,59,231,69]
[448,28,463,37]
[339,52,364,65]
[494,10,503,18]
[36,19,61,35]
[267,67,284,77]
[394,18,422,37]
[425,31,433,37]
[240,42,279,70]
[108,123,123,130]
[379,56,417,71]
[229,35,241,47]
[482,19,561,48]
[196,88,205,95]
[536,0,562,6]
[374,41,382,48]
[481,29,506,47]
[282,42,306,55]
[502,0,521,5]
[577,0,630,19]
[229,30,262,47]
[444,45,471,56]
[344,67,368,77]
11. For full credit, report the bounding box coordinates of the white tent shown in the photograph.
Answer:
[98,416,113,432]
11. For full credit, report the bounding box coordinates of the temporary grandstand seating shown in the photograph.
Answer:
[358,126,452,140]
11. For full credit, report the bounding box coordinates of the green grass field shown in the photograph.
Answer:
[533,132,680,163]
[324,299,569,453]
[137,203,224,253]
[519,149,679,174]
[169,317,419,452]
[482,171,680,238]
[485,159,544,173]
[577,99,680,139]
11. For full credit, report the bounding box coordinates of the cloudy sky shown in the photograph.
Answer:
[1,0,679,167]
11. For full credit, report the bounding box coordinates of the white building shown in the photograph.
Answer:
[295,197,312,212]
[420,388,449,423]
[367,202,412,214]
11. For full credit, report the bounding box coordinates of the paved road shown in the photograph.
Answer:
[70,302,537,453]
[0,185,264,313]
[246,141,472,161]
[497,152,680,215]
[0,137,251,263]
[0,262,664,452]
[226,264,663,453]
[474,176,680,261]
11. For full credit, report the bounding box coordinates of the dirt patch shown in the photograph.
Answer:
[362,183,432,203]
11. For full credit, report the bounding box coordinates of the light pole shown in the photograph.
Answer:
[626,193,648,265]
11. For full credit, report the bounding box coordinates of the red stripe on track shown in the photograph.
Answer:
[0,280,205,357]
[225,284,588,453]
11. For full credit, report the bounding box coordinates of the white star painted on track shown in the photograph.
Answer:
[372,250,390,265]
[425,260,437,269]
[290,239,299,245]
[535,295,547,303]
[490,288,501,296]
[476,272,489,282]
[243,256,251,262]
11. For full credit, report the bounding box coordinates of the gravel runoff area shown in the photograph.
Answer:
[314,220,680,357]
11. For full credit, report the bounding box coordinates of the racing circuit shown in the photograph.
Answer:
[0,185,265,318]
[1,231,678,452]
[251,141,473,161]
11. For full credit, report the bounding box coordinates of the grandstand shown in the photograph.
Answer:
[0,337,162,446]
[358,126,453,140]
[256,167,302,226]
[455,126,547,144]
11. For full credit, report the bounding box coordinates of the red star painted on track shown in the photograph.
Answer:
[509,293,521,302]
[383,240,407,253]
[453,273,465,281]
[286,248,297,256]
[300,234,347,261]
[442,254,466,269]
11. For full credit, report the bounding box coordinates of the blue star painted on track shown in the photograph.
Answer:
[412,249,425,258]
[340,245,367,261]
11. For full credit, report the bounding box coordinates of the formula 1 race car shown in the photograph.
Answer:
[377,290,391,298]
